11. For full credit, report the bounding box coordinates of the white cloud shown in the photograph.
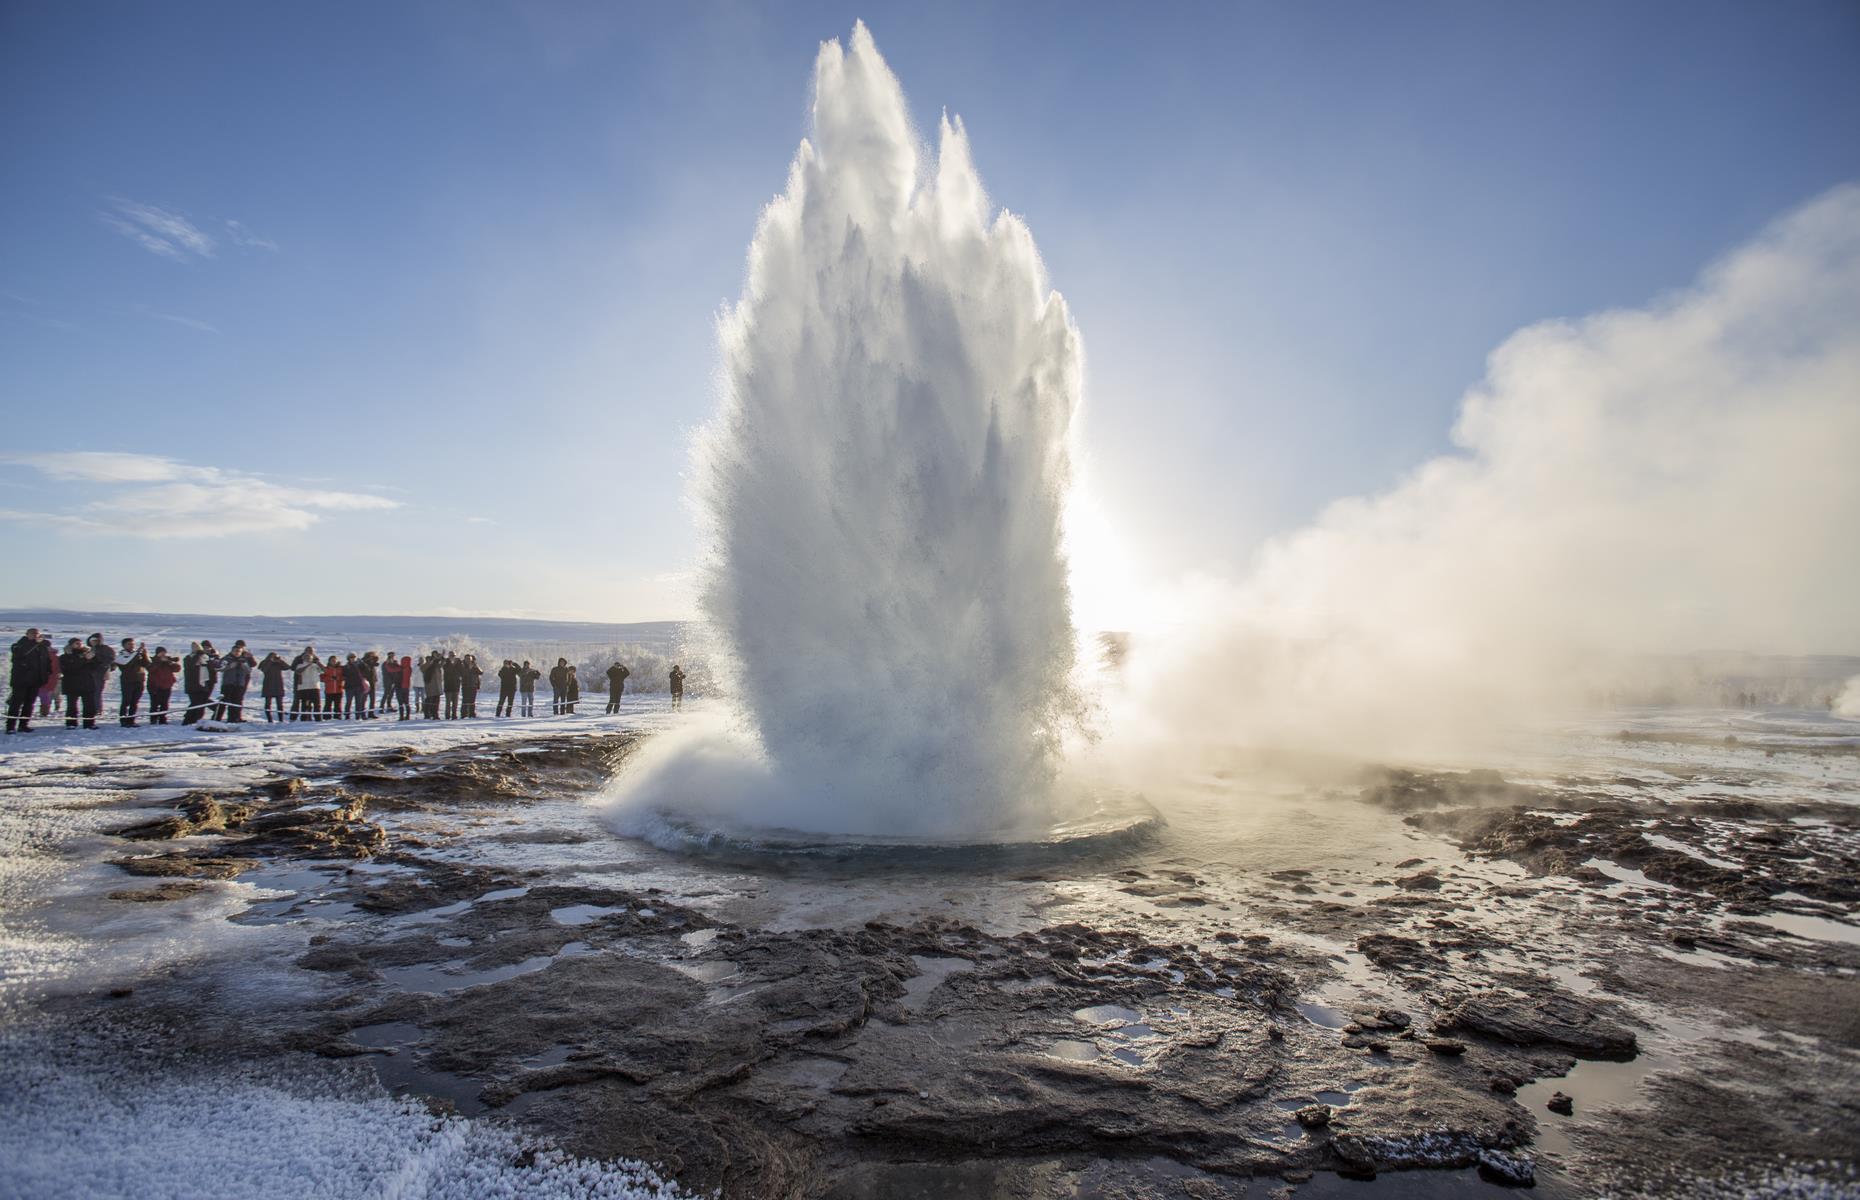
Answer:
[100,201,276,260]
[0,452,397,539]
[102,199,216,259]
[223,219,278,252]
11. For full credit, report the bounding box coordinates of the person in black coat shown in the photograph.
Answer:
[85,633,116,720]
[495,659,519,718]
[460,654,483,718]
[59,638,96,729]
[117,638,150,727]
[548,659,569,715]
[441,652,463,719]
[258,652,290,722]
[217,640,256,722]
[604,662,629,714]
[6,628,52,733]
[669,664,686,710]
[343,654,366,720]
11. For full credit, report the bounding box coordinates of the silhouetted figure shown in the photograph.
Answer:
[565,666,580,714]
[291,647,322,721]
[519,661,540,717]
[460,654,483,718]
[604,662,630,713]
[669,664,685,710]
[496,660,519,717]
[549,659,569,715]
[61,639,96,728]
[36,634,59,718]
[441,652,463,719]
[218,641,255,722]
[6,627,52,733]
[421,653,444,719]
[258,652,289,722]
[148,648,178,724]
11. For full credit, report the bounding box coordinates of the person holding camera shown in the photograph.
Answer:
[117,638,150,726]
[59,638,96,729]
[217,640,256,722]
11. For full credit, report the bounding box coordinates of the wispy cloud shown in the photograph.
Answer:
[141,308,220,334]
[100,199,277,260]
[0,452,397,538]
[102,199,216,259]
[223,219,278,252]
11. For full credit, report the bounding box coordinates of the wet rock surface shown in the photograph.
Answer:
[35,731,1858,1197]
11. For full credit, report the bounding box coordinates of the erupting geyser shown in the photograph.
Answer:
[618,23,1090,840]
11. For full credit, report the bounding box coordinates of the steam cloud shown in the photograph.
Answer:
[1107,185,1860,759]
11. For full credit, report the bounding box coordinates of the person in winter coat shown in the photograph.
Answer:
[459,654,483,718]
[604,662,630,714]
[291,647,323,721]
[258,652,290,722]
[117,637,150,727]
[360,652,380,719]
[518,661,541,717]
[341,654,365,720]
[6,628,52,733]
[321,657,346,720]
[60,638,96,729]
[181,641,221,725]
[421,653,443,719]
[439,653,463,720]
[393,654,413,719]
[36,635,60,717]
[374,650,397,718]
[215,641,255,722]
[548,659,570,716]
[147,647,179,724]
[564,665,581,714]
[85,633,116,719]
[669,664,685,710]
[495,660,519,718]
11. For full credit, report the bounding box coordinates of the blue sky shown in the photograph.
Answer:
[3,1,1857,621]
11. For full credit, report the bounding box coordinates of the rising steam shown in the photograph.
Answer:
[1107,185,1860,760]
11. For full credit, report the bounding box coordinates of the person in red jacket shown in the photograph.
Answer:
[147,648,179,724]
[397,654,414,719]
[321,658,345,720]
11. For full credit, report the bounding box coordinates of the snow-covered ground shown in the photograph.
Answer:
[0,702,700,1200]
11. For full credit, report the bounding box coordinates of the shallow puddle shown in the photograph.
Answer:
[380,941,593,994]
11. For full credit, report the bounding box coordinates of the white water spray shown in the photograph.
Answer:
[617,24,1085,839]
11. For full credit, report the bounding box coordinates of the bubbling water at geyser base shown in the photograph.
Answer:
[610,24,1128,847]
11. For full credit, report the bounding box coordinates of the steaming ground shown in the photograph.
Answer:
[3,702,1857,1198]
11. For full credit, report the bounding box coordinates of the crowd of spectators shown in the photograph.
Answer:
[4,626,687,733]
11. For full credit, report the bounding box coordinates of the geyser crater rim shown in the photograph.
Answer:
[612,788,1164,865]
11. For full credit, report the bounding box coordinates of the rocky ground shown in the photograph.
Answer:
[3,715,1858,1198]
